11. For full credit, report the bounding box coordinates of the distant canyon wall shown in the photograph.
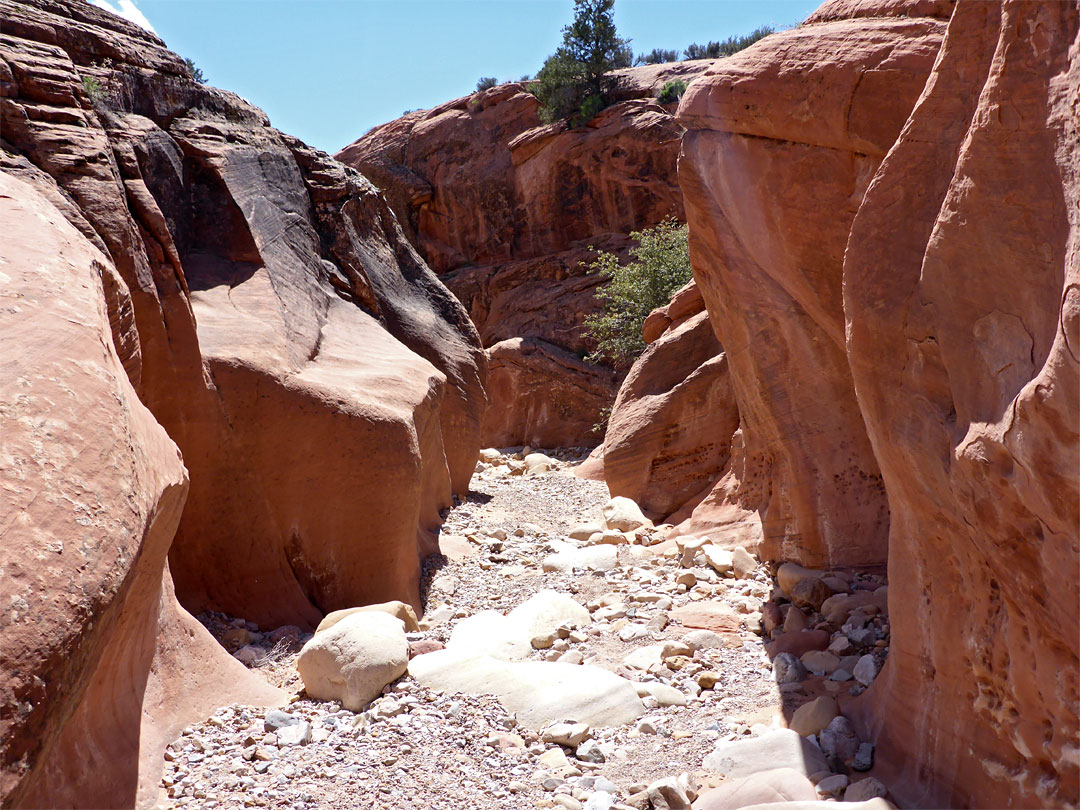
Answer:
[337,63,710,447]
[624,0,951,572]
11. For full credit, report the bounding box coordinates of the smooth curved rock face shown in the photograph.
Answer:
[337,65,710,444]
[674,8,947,567]
[482,337,619,448]
[703,729,828,780]
[408,650,645,729]
[1,1,483,805]
[0,173,281,809]
[843,2,1080,808]
[602,291,739,520]
[0,0,485,632]
[316,601,420,635]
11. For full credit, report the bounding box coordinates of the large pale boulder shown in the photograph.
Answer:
[316,601,420,635]
[842,1,1080,807]
[692,768,817,809]
[447,590,591,660]
[297,612,409,711]
[408,650,644,729]
[602,496,653,532]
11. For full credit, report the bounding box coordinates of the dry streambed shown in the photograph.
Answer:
[159,449,894,810]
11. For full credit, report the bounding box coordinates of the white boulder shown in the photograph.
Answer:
[408,650,644,729]
[601,496,653,532]
[296,611,408,711]
[447,590,591,661]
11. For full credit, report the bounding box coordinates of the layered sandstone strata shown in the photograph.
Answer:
[338,63,710,446]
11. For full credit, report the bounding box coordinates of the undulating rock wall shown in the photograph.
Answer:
[337,63,709,446]
[843,1,1079,806]
[675,4,950,568]
[0,0,484,805]
[0,171,282,809]
[661,0,1078,807]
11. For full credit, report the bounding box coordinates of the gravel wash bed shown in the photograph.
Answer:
[156,449,879,810]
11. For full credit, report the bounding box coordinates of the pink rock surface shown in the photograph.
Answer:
[0,1,486,804]
[0,172,281,809]
[674,7,946,567]
[337,64,712,443]
[843,1,1080,806]
[482,337,619,448]
[602,298,738,520]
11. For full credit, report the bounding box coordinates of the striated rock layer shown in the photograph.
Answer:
[675,6,949,567]
[844,1,1080,807]
[0,0,484,805]
[338,64,710,446]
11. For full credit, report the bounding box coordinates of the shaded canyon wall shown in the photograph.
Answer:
[0,0,485,805]
[664,0,1078,807]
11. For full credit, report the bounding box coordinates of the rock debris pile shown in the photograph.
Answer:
[160,449,893,810]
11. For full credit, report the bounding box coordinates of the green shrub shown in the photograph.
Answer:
[81,75,104,104]
[683,41,719,60]
[635,48,679,65]
[656,79,687,104]
[183,57,205,83]
[476,76,498,92]
[684,26,774,60]
[583,217,692,368]
[532,0,630,127]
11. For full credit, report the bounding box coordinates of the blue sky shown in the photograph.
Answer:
[93,0,819,155]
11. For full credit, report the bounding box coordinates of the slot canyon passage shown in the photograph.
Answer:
[0,0,1077,808]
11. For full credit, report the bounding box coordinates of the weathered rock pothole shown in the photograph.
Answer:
[160,448,891,810]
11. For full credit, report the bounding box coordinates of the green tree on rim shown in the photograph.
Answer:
[532,0,630,127]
